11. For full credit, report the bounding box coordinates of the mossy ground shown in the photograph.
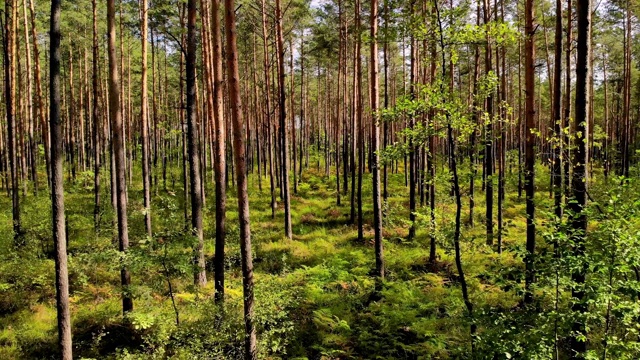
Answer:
[0,159,620,359]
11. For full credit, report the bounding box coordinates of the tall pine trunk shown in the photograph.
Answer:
[570,0,590,355]
[224,0,257,356]
[187,0,207,286]
[552,0,563,219]
[50,0,73,356]
[483,0,494,246]
[140,0,152,238]
[523,0,536,305]
[260,0,277,219]
[107,0,133,313]
[212,0,227,303]
[370,0,384,280]
[275,0,292,239]
[356,0,364,241]
[28,0,50,189]
[5,0,22,242]
[92,0,101,231]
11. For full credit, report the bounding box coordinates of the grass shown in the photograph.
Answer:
[0,158,634,358]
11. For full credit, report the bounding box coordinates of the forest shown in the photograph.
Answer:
[0,0,639,358]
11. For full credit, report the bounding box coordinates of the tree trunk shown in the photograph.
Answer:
[433,0,475,351]
[28,0,50,189]
[224,0,257,356]
[92,0,101,232]
[382,0,389,201]
[335,1,343,206]
[523,0,536,305]
[140,0,152,238]
[621,2,631,178]
[570,0,590,355]
[407,28,417,241]
[4,0,22,242]
[275,0,292,239]
[552,0,563,220]
[187,0,206,287]
[469,0,480,227]
[49,0,73,356]
[22,0,36,195]
[483,0,494,246]
[563,0,572,197]
[212,0,227,304]
[370,0,384,280]
[107,0,133,314]
[355,0,364,241]
[260,0,277,219]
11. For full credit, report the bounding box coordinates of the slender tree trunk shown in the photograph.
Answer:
[355,0,364,241]
[370,0,384,280]
[428,26,437,261]
[212,0,227,304]
[176,10,189,228]
[28,0,49,189]
[563,0,572,197]
[275,0,292,239]
[483,0,494,246]
[68,46,77,182]
[298,34,305,184]
[350,35,358,225]
[49,0,72,356]
[289,39,297,195]
[469,0,481,227]
[622,2,631,178]
[224,0,257,356]
[407,22,417,241]
[5,0,21,242]
[497,0,506,254]
[187,0,206,287]
[260,0,277,219]
[523,0,536,305]
[92,0,101,232]
[22,0,36,195]
[140,0,152,238]
[382,0,389,201]
[107,0,133,314]
[335,2,343,206]
[570,0,590,355]
[552,0,563,219]
[433,1,475,352]
[603,54,609,179]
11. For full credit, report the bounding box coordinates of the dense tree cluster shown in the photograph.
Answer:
[1,0,640,358]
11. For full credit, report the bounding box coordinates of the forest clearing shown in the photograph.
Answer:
[1,0,640,358]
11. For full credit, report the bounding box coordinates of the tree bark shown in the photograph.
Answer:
[370,0,384,280]
[483,0,494,246]
[355,0,364,241]
[28,0,49,190]
[552,0,563,220]
[187,0,207,287]
[4,0,22,242]
[50,0,73,356]
[224,0,257,356]
[260,0,277,219]
[22,0,36,195]
[563,0,572,197]
[212,0,227,304]
[140,0,152,239]
[523,0,536,305]
[107,0,133,314]
[275,0,292,239]
[92,0,101,232]
[570,0,590,355]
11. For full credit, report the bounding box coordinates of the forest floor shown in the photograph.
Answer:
[0,160,616,359]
